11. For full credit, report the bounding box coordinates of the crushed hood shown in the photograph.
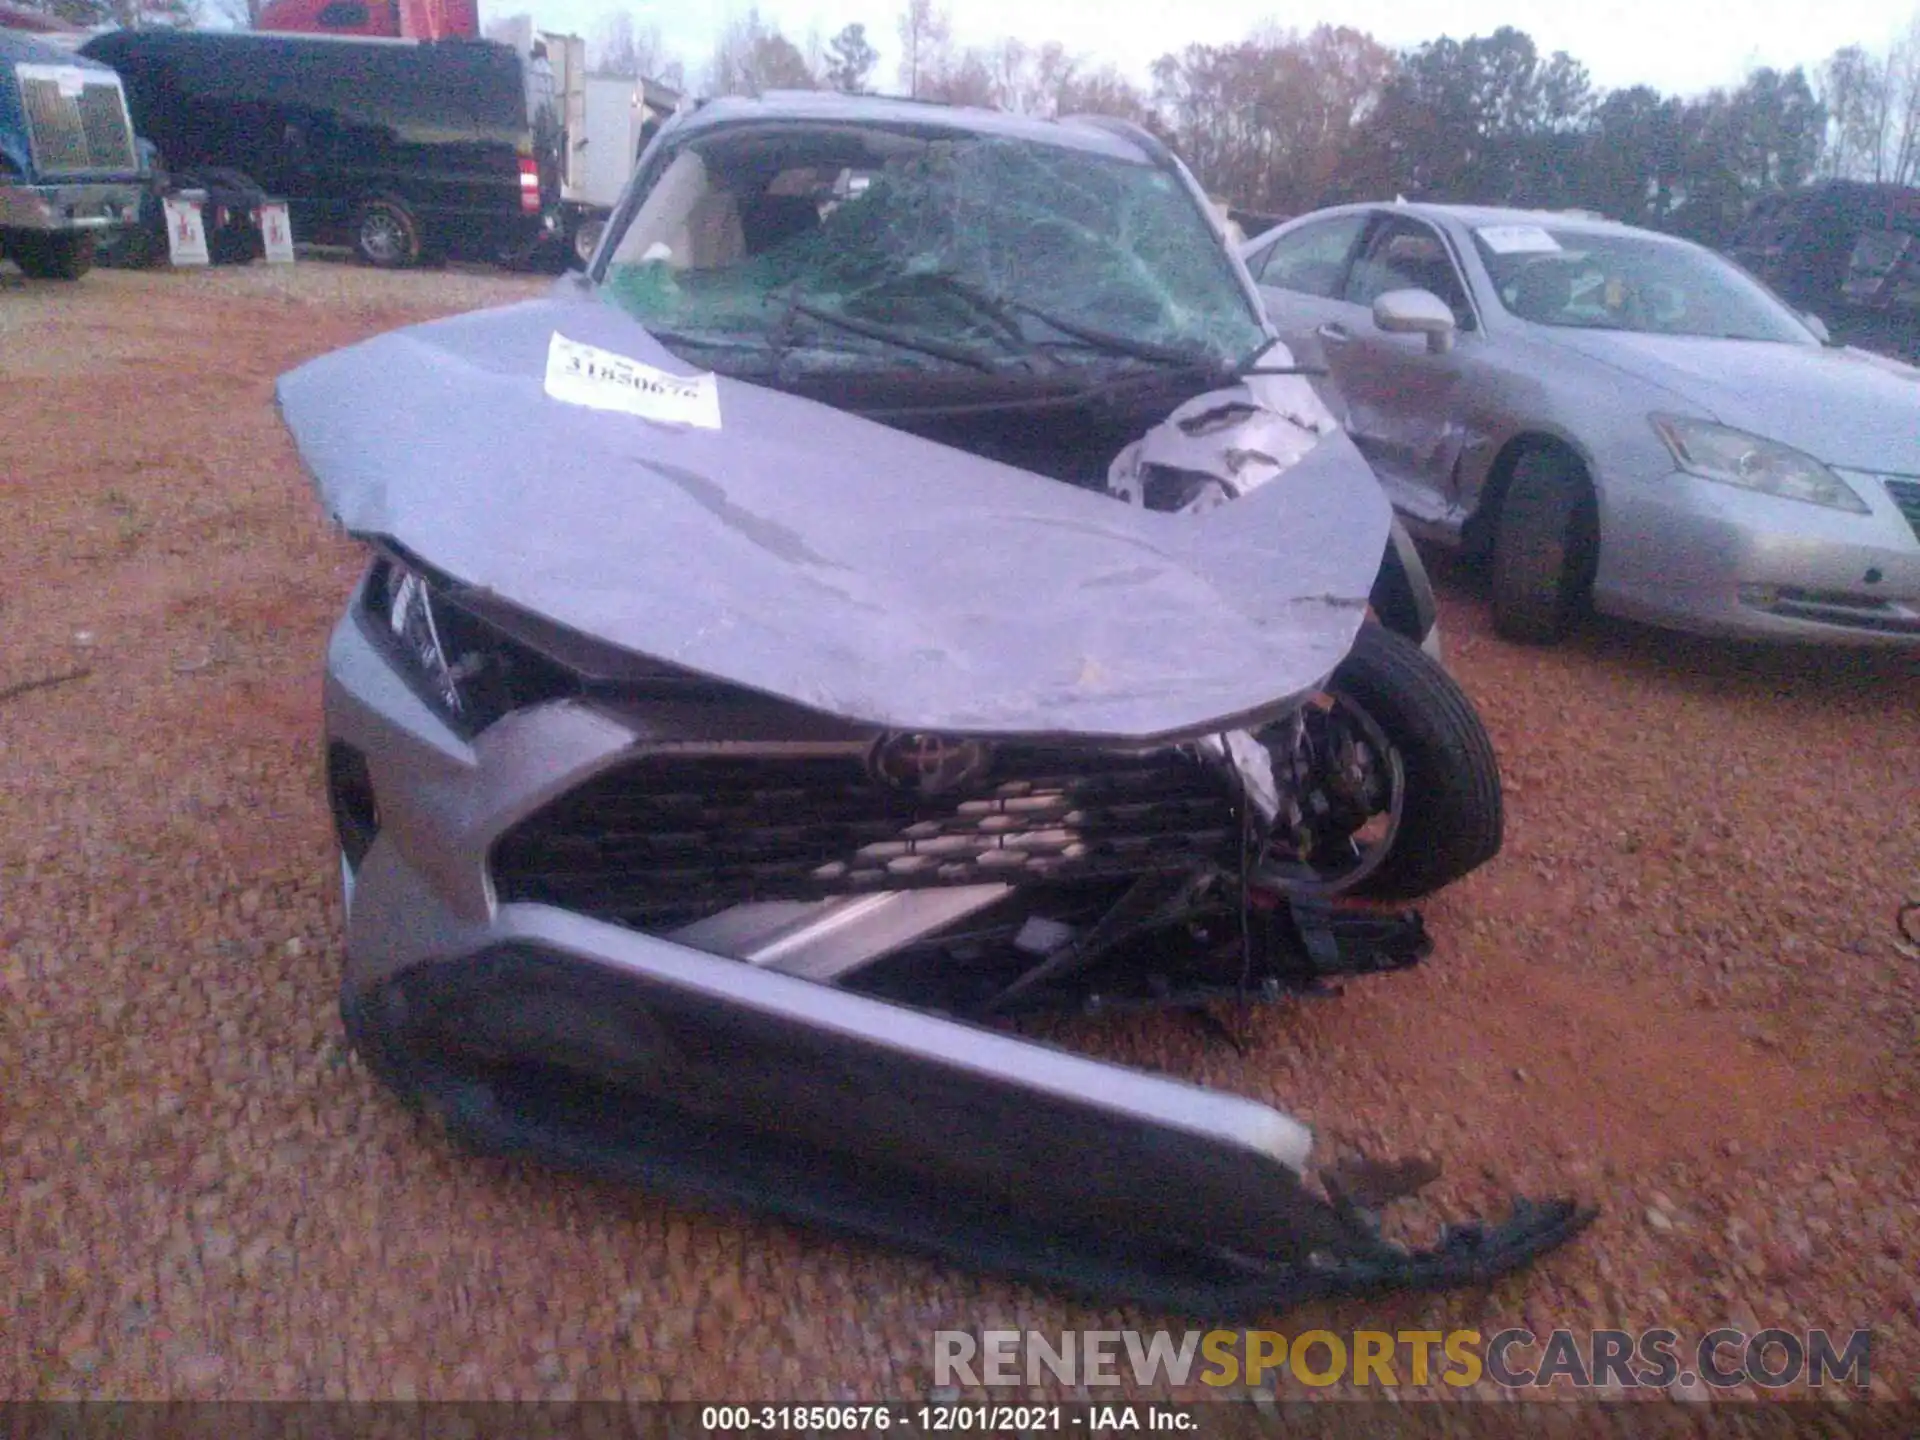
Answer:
[277,288,1391,742]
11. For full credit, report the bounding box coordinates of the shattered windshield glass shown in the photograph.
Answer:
[597,125,1269,378]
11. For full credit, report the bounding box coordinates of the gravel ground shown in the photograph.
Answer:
[3,260,1918,1406]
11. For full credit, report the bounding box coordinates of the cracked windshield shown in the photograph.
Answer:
[598,127,1268,375]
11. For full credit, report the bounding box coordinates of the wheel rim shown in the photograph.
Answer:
[360,210,407,264]
[1254,688,1407,899]
[574,218,604,266]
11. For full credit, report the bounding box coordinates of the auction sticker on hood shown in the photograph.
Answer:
[544,332,721,429]
[1476,224,1562,254]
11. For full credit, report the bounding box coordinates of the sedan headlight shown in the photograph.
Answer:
[1650,415,1869,514]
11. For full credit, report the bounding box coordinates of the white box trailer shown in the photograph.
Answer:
[565,71,679,265]
[578,74,643,210]
[488,18,679,267]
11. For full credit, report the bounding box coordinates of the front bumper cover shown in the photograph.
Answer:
[325,594,1593,1316]
[347,942,1592,1319]
[1594,468,1920,642]
[0,180,141,233]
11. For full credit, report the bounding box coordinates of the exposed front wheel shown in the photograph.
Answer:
[1261,622,1503,903]
[6,231,95,280]
[1490,448,1595,644]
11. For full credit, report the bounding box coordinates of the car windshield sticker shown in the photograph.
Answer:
[1476,225,1562,255]
[544,332,721,429]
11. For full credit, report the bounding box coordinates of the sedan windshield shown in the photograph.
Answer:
[1473,225,1818,343]
[597,123,1268,377]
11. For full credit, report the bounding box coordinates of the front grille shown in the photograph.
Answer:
[20,76,135,175]
[1886,479,1920,543]
[76,83,136,171]
[491,748,1243,929]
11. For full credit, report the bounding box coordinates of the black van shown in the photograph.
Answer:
[77,28,561,267]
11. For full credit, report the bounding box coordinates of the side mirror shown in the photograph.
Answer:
[1373,288,1457,354]
[1802,311,1832,344]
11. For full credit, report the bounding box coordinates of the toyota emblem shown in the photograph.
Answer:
[867,732,994,795]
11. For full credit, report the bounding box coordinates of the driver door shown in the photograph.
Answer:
[1322,216,1478,519]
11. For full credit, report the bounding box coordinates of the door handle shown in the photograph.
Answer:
[1316,321,1352,343]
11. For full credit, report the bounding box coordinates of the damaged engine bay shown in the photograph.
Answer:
[283,95,1592,1318]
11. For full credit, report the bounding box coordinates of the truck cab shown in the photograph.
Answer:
[0,28,143,279]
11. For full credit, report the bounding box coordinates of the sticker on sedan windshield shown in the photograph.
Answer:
[543,332,721,430]
[1477,225,1562,254]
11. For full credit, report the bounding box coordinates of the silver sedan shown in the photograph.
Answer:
[1240,202,1920,644]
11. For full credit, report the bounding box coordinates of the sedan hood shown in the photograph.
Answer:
[277,290,1390,742]
[1540,330,1920,474]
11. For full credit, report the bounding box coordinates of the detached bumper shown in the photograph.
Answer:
[324,591,1591,1317]
[1594,470,1920,643]
[0,180,142,233]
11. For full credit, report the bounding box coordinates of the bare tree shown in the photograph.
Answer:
[1815,12,1920,183]
[896,0,951,98]
[591,12,683,84]
[1056,64,1150,122]
[983,37,1029,110]
[594,13,640,75]
[708,7,817,96]
[920,46,995,106]
[1821,46,1880,177]
[1892,18,1920,182]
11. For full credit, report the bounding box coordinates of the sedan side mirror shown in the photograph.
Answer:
[1373,288,1457,355]
[1802,311,1832,344]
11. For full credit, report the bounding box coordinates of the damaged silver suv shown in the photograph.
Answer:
[280,92,1589,1316]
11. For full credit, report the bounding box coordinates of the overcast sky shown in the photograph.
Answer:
[489,0,1918,98]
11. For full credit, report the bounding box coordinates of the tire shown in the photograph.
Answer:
[8,231,94,280]
[1490,447,1594,644]
[341,979,427,1111]
[352,197,420,268]
[208,223,258,266]
[185,167,267,267]
[1330,622,1504,902]
[571,214,605,269]
[99,214,163,270]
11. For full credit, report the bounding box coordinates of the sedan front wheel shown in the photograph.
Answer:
[1490,447,1595,644]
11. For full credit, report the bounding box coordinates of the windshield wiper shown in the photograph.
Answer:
[786,298,1003,374]
[870,271,1039,357]
[1002,297,1218,369]
[886,269,1223,373]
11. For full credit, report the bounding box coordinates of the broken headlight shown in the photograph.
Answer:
[362,554,577,735]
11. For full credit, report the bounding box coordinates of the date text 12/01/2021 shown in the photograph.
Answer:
[699,1406,1197,1432]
